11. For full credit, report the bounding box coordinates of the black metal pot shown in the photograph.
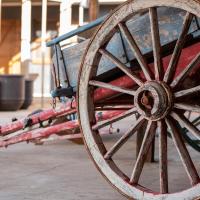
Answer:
[0,75,25,111]
[21,79,34,109]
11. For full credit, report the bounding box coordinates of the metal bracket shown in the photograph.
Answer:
[51,44,74,102]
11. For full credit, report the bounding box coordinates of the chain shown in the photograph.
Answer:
[51,98,56,109]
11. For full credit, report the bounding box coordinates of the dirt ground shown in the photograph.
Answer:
[0,99,125,200]
[0,99,199,200]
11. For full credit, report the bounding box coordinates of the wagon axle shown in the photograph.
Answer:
[140,90,154,110]
[135,81,172,121]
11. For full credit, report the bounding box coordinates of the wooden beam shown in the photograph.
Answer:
[89,0,99,22]
[79,4,84,26]
[41,0,47,107]
[0,0,1,42]
[59,1,72,36]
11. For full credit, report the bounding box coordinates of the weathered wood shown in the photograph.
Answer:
[118,22,152,81]
[136,122,155,163]
[171,112,200,140]
[171,52,200,88]
[99,49,143,86]
[158,120,168,194]
[53,7,199,89]
[149,7,163,81]
[175,85,200,98]
[130,121,157,184]
[52,39,90,88]
[104,116,145,160]
[78,1,200,199]
[95,105,133,111]
[89,80,135,96]
[163,12,193,84]
[165,118,199,186]
[92,107,137,130]
[136,122,146,160]
[174,103,200,113]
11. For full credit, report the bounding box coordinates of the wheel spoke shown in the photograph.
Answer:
[89,80,135,96]
[171,111,200,140]
[104,116,145,160]
[174,103,200,113]
[165,117,199,186]
[93,107,137,130]
[118,22,152,81]
[163,12,193,83]
[99,49,143,86]
[95,105,134,111]
[171,52,200,88]
[130,121,157,184]
[149,7,164,81]
[175,85,200,98]
[158,120,168,194]
[95,101,134,107]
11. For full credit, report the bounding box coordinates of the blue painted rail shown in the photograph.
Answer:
[46,15,107,47]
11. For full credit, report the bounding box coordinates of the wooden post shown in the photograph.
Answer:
[21,0,31,76]
[79,4,84,26]
[59,0,72,36]
[0,0,2,43]
[89,0,99,22]
[41,0,47,107]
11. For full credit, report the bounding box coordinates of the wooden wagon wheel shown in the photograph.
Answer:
[78,0,200,199]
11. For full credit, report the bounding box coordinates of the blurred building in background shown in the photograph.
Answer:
[0,0,125,97]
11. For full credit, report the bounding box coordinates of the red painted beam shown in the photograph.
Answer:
[0,105,76,136]
[0,110,125,148]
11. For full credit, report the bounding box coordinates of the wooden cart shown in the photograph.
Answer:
[46,1,200,198]
[1,0,200,199]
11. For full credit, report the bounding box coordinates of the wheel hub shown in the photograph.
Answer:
[134,81,173,121]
